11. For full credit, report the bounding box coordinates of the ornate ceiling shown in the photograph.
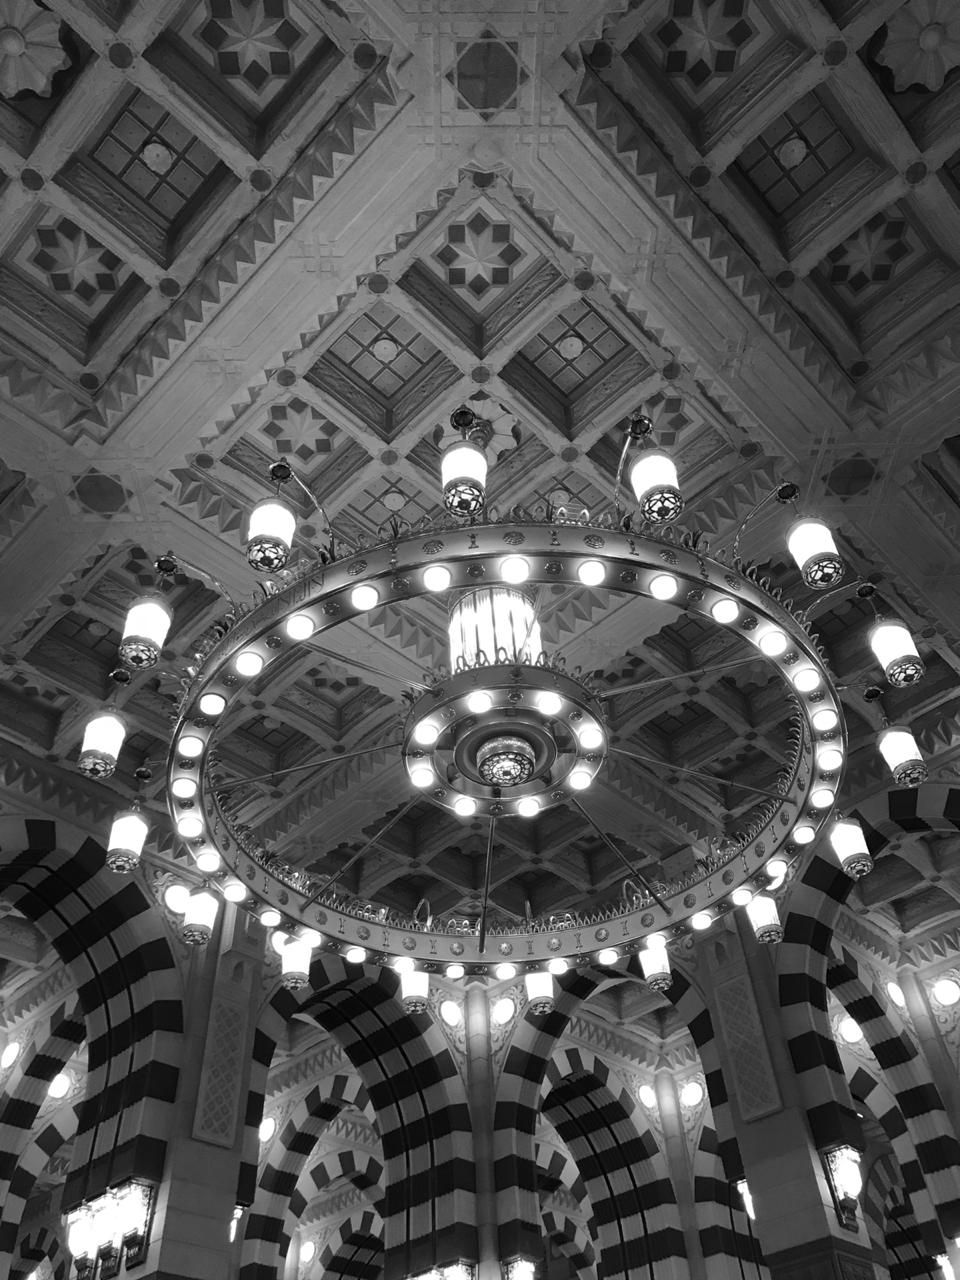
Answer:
[1,0,960,955]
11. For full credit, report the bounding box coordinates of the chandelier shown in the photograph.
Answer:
[77,405,928,1004]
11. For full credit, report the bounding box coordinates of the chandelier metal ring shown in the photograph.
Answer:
[165,519,846,971]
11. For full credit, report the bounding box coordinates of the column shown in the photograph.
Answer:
[654,1067,707,1279]
[699,921,880,1280]
[142,904,265,1280]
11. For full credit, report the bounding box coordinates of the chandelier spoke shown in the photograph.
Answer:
[568,796,671,916]
[214,741,405,794]
[610,745,784,802]
[302,790,420,908]
[597,657,761,699]
[478,816,497,955]
[305,640,434,693]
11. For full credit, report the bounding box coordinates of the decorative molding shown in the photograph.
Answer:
[713,971,782,1121]
[193,993,248,1147]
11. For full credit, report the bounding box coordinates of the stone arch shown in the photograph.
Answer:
[1,1101,80,1270]
[540,1208,596,1280]
[540,1047,686,1280]
[286,1150,384,1258]
[828,946,960,1239]
[0,817,184,1212]
[9,1227,66,1280]
[318,1210,384,1280]
[241,956,472,1280]
[243,1072,372,1274]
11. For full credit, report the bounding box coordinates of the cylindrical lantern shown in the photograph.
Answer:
[246,497,296,572]
[106,807,148,874]
[524,970,555,1015]
[786,518,844,589]
[441,438,488,517]
[878,724,927,787]
[280,936,313,991]
[829,818,874,879]
[629,450,683,524]
[181,887,218,946]
[639,946,673,993]
[869,620,924,687]
[78,711,126,779]
[118,592,173,669]
[448,588,542,670]
[400,968,429,1014]
[745,893,783,944]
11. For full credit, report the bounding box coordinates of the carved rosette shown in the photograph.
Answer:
[876,0,960,91]
[0,0,69,98]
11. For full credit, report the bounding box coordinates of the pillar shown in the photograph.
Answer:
[142,904,265,1280]
[465,984,502,1280]
[698,921,879,1280]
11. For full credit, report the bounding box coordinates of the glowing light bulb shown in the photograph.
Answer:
[285,614,315,641]
[711,598,739,624]
[496,962,517,980]
[793,824,816,844]
[170,777,197,799]
[501,556,530,584]
[351,584,380,611]
[345,946,366,965]
[446,963,465,979]
[569,768,592,791]
[597,947,618,965]
[413,721,440,746]
[178,735,204,758]
[199,692,226,717]
[467,690,493,714]
[536,691,563,716]
[690,911,712,931]
[454,796,478,817]
[812,707,839,731]
[235,651,264,677]
[176,815,203,839]
[577,724,604,751]
[649,574,679,600]
[792,668,821,693]
[517,797,540,818]
[424,565,452,592]
[410,764,434,788]
[817,746,844,772]
[577,560,605,586]
[759,629,788,656]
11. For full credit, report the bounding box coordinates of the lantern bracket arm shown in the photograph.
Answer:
[613,409,655,517]
[730,481,799,566]
[155,551,239,614]
[799,578,876,626]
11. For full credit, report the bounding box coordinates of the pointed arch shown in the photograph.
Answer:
[540,1208,596,1280]
[319,1210,384,1280]
[240,956,473,1280]
[0,817,184,1210]
[9,1227,66,1280]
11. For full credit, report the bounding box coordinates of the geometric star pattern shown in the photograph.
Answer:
[433,211,526,300]
[825,209,916,298]
[654,0,760,92]
[198,0,305,92]
[29,218,124,307]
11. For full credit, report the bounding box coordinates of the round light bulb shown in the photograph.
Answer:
[491,997,515,1025]
[638,1085,657,1108]
[793,824,816,844]
[547,958,568,975]
[731,887,753,906]
[680,1080,704,1107]
[171,777,197,799]
[446,963,465,979]
[48,1072,70,1099]
[649,574,679,600]
[810,787,835,809]
[759,629,788,656]
[766,857,788,881]
[259,907,281,928]
[410,764,434,788]
[597,947,618,965]
[195,849,221,873]
[393,956,415,974]
[454,796,478,817]
[270,930,289,956]
[351,584,379,611]
[812,707,840,731]
[577,560,605,586]
[517,796,540,818]
[424,565,452,592]
[178,734,204,758]
[440,999,462,1027]
[467,690,493,714]
[690,911,712,931]
[577,724,604,751]
[933,977,960,1006]
[646,932,668,950]
[0,1042,20,1069]
[285,614,315,641]
[886,982,906,1008]
[176,814,203,839]
[235,651,264,677]
[838,1015,863,1044]
[501,555,530,584]
[164,883,190,914]
[496,962,517,980]
[536,691,563,717]
[569,768,593,791]
[301,1241,316,1265]
[413,721,440,746]
[711,598,739,624]
[345,946,366,965]
[199,693,226,717]
[258,1116,276,1143]
[817,747,844,772]
[222,878,246,903]
[792,668,821,693]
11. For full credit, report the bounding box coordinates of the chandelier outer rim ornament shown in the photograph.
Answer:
[165,516,847,971]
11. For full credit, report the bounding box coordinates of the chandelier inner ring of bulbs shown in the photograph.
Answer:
[165,520,846,970]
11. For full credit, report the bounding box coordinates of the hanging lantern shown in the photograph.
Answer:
[824,1145,862,1230]
[280,936,313,991]
[524,971,555,1015]
[441,438,488,517]
[869,620,924,687]
[745,894,782,944]
[106,807,148,874]
[448,588,542,670]
[629,450,683,524]
[828,819,874,879]
[639,946,673,993]
[400,968,429,1014]
[181,887,218,946]
[786,519,844,589]
[878,724,927,787]
[246,497,296,573]
[78,711,126,779]
[119,592,172,669]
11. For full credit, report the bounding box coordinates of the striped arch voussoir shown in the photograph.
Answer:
[318,1209,384,1280]
[540,1208,596,1280]
[10,1226,66,1280]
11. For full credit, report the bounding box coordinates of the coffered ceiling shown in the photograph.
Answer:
[2,0,960,949]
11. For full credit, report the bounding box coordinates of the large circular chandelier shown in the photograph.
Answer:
[79,406,929,1001]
